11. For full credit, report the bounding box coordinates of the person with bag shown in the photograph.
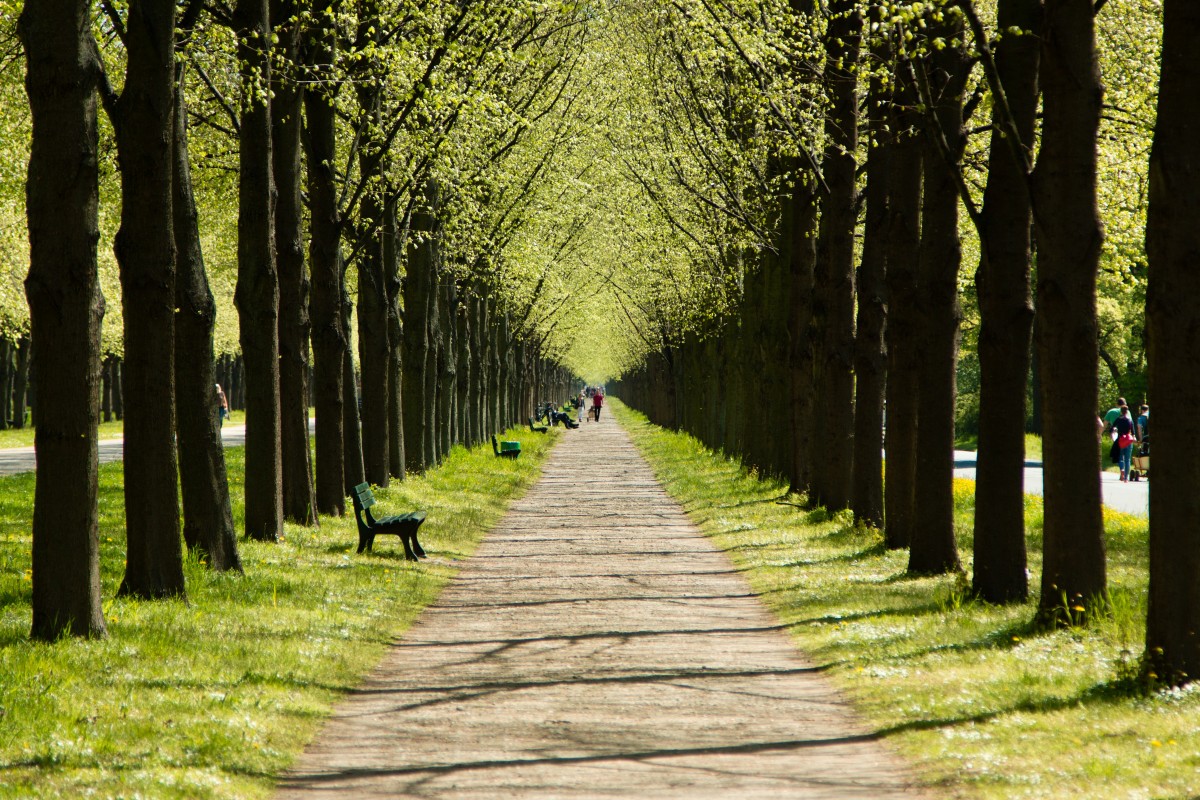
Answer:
[1113,405,1137,482]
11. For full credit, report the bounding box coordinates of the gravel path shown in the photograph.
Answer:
[276,414,929,799]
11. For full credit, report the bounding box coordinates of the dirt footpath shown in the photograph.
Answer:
[276,414,929,799]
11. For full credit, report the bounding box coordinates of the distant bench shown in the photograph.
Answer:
[351,482,427,561]
[492,434,521,460]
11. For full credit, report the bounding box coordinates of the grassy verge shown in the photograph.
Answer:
[954,433,1043,463]
[612,400,1199,800]
[0,426,558,799]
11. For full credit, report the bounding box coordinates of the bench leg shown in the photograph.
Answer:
[408,530,426,559]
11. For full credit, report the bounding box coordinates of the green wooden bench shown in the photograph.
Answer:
[351,482,427,560]
[491,434,521,459]
[528,416,548,433]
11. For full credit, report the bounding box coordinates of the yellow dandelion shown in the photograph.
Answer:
[1151,740,1162,747]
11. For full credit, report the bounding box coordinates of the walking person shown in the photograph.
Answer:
[1113,404,1136,482]
[216,383,229,428]
[592,389,604,422]
[577,391,586,424]
[1103,396,1127,435]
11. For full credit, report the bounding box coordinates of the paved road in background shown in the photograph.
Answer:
[953,450,1148,517]
[0,424,251,478]
[0,433,1150,518]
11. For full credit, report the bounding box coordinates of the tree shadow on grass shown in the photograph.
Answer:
[876,675,1145,740]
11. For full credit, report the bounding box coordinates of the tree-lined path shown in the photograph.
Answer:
[276,414,925,799]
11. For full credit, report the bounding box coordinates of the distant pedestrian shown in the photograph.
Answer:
[216,383,228,427]
[1136,404,1150,442]
[577,392,586,424]
[1113,405,1136,481]
[592,390,604,422]
[1103,396,1127,435]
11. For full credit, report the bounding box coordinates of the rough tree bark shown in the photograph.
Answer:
[303,11,346,515]
[384,200,405,480]
[273,0,317,524]
[1143,0,1200,686]
[13,335,30,429]
[172,62,242,573]
[21,0,109,639]
[234,0,283,541]
[883,60,922,551]
[1032,0,1107,623]
[403,189,434,472]
[972,0,1042,603]
[851,6,890,529]
[785,172,819,496]
[353,22,391,487]
[112,0,186,600]
[811,0,862,511]
[341,281,366,492]
[909,11,967,576]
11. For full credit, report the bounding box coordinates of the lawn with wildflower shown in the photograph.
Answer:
[613,400,1200,799]
[0,427,557,799]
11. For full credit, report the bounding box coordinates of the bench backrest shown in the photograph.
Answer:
[352,482,376,510]
[491,435,520,454]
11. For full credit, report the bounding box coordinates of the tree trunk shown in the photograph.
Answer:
[883,62,922,551]
[403,190,434,472]
[851,11,890,529]
[456,285,471,449]
[1032,0,1107,623]
[438,280,456,458]
[342,283,366,492]
[1143,0,1200,687]
[355,199,390,485]
[14,335,31,429]
[21,0,109,639]
[234,0,283,542]
[469,288,484,445]
[909,14,967,576]
[303,22,346,515]
[113,0,185,601]
[0,339,12,430]
[172,62,242,573]
[972,0,1042,603]
[811,0,861,510]
[273,0,317,524]
[786,174,819,496]
[424,251,442,463]
[101,355,113,423]
[111,357,123,419]
[384,200,405,479]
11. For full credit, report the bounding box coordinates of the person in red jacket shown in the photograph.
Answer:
[591,390,604,422]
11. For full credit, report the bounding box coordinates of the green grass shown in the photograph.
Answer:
[0,425,558,798]
[612,400,1200,800]
[954,432,1043,462]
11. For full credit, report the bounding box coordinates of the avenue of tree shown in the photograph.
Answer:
[6,0,1200,689]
